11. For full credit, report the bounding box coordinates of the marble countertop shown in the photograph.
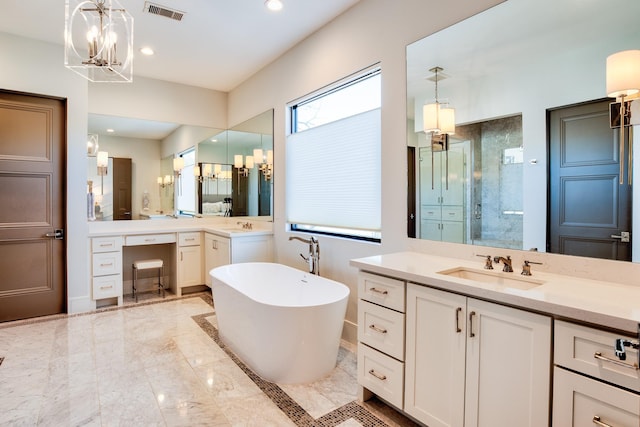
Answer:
[88,217,274,238]
[350,251,640,335]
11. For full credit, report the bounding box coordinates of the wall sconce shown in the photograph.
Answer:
[234,154,253,177]
[423,66,455,190]
[607,49,640,185]
[64,0,134,82]
[96,150,108,194]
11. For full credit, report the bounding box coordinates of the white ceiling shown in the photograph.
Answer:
[0,0,361,92]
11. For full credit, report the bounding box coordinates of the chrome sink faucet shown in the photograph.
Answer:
[289,235,320,275]
[493,255,513,272]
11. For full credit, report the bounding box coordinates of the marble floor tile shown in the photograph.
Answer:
[0,292,416,427]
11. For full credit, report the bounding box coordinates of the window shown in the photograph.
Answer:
[286,68,381,241]
[176,148,196,214]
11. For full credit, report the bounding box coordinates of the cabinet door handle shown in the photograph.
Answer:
[180,251,183,262]
[368,324,388,334]
[368,369,387,381]
[593,352,639,370]
[469,311,476,338]
[592,415,615,427]
[455,307,462,333]
[369,287,388,295]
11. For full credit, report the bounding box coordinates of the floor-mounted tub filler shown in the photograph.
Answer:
[210,262,350,384]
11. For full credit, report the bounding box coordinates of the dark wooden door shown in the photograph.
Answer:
[258,170,271,216]
[0,91,66,322]
[407,147,417,238]
[548,100,632,260]
[232,168,248,216]
[113,157,132,220]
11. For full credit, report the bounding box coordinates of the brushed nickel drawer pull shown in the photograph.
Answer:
[592,415,614,427]
[368,369,387,381]
[144,238,156,242]
[455,307,462,333]
[100,262,113,267]
[369,324,388,334]
[369,287,388,295]
[99,243,113,247]
[99,285,113,290]
[594,352,639,370]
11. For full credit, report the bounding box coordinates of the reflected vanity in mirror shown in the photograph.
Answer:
[406,0,639,261]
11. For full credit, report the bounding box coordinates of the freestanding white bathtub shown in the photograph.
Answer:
[210,262,350,384]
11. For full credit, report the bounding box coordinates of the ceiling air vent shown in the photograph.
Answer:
[143,1,185,21]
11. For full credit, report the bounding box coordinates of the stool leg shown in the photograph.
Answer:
[160,265,165,298]
[133,265,138,303]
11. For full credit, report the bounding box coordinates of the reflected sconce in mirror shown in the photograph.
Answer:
[173,157,184,195]
[253,148,274,181]
[87,134,99,156]
[64,0,134,82]
[234,154,253,177]
[423,66,455,189]
[607,50,640,185]
[96,150,108,194]
[157,175,173,189]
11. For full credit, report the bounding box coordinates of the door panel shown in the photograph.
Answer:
[0,91,66,322]
[549,100,631,260]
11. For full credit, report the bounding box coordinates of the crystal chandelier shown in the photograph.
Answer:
[64,0,134,82]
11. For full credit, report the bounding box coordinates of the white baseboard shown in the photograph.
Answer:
[68,295,95,314]
[342,319,357,345]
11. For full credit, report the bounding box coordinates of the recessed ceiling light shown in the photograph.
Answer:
[106,128,115,133]
[140,47,155,56]
[265,0,283,11]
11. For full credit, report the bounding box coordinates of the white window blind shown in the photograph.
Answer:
[286,108,381,233]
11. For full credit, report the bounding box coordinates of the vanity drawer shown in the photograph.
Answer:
[421,206,441,220]
[358,342,404,409]
[92,274,122,299]
[358,300,405,361]
[179,232,201,246]
[441,206,463,221]
[92,252,122,276]
[92,236,122,253]
[125,233,176,246]
[555,320,640,392]
[553,367,639,427]
[358,272,405,312]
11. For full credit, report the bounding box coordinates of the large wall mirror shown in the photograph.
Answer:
[407,0,640,262]
[87,109,273,220]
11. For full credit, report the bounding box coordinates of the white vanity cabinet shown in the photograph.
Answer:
[357,272,406,409]
[204,233,230,287]
[204,232,274,286]
[553,320,640,426]
[404,284,551,427]
[91,236,123,304]
[177,232,203,294]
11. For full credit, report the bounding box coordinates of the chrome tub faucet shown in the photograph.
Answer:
[289,235,320,275]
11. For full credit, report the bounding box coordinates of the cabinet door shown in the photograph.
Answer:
[420,219,442,241]
[441,147,465,206]
[441,221,464,243]
[553,367,640,427]
[178,245,202,287]
[405,284,466,427]
[464,299,551,427]
[204,235,230,286]
[420,147,443,205]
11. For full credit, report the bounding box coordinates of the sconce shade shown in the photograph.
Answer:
[246,156,254,169]
[96,151,108,168]
[157,176,163,184]
[234,155,243,168]
[173,157,184,172]
[439,107,456,135]
[214,164,222,174]
[606,50,640,98]
[253,149,263,162]
[203,164,212,176]
[64,0,134,82]
[267,150,274,164]
[193,166,201,176]
[87,134,99,155]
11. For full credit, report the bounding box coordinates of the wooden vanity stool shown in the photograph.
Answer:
[132,259,164,302]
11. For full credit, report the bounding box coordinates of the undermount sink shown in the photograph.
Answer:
[437,267,544,290]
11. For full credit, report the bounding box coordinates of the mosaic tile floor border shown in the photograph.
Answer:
[192,295,389,427]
